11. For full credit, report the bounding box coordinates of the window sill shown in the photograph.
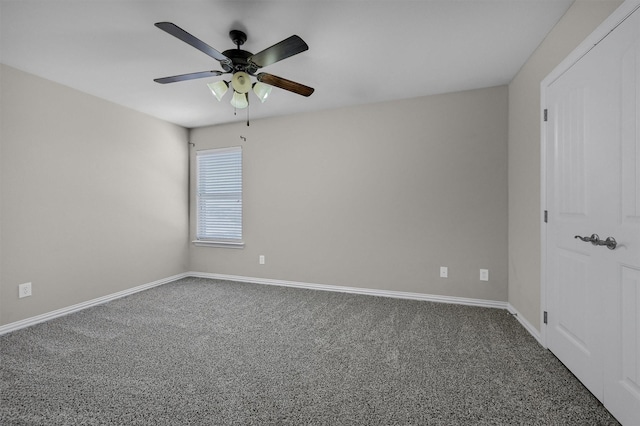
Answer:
[192,240,245,249]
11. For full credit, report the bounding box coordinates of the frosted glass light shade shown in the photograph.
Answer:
[231,71,251,94]
[230,91,248,109]
[207,81,228,101]
[253,82,272,103]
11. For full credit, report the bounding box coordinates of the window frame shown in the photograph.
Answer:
[193,146,244,248]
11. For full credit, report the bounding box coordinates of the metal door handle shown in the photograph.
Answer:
[601,236,617,250]
[575,234,599,244]
[574,234,617,250]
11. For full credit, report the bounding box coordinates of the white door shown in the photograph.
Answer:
[545,5,640,425]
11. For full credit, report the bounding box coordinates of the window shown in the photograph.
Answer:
[194,146,243,247]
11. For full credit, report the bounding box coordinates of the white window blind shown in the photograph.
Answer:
[195,147,243,245]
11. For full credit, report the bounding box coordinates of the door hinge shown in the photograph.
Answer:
[544,311,548,324]
[544,210,548,223]
[543,109,548,122]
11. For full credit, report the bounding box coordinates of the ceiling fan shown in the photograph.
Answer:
[153,22,314,108]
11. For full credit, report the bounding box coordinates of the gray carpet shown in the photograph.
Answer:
[1,277,619,425]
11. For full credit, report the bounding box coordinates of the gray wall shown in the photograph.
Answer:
[3,0,621,329]
[0,65,190,326]
[190,86,509,302]
[507,0,622,330]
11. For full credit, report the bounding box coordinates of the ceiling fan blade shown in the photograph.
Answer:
[154,70,224,84]
[155,22,231,65]
[257,73,314,97]
[249,35,309,68]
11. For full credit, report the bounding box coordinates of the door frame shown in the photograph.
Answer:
[540,0,640,348]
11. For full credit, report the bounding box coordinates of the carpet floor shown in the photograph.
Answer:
[1,277,619,425]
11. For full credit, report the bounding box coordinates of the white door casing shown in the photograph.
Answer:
[603,6,640,422]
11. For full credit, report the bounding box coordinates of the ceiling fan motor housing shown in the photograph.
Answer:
[222,30,258,74]
[221,49,257,74]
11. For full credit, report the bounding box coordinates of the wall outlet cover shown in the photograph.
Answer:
[19,282,32,298]
[440,267,448,278]
[480,269,489,282]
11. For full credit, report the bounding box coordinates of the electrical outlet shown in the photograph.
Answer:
[480,269,489,282]
[18,282,32,298]
[259,255,265,265]
[440,267,448,278]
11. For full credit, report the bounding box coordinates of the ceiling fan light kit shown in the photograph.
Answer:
[230,91,249,109]
[207,80,229,101]
[154,23,314,118]
[252,82,272,103]
[231,71,251,94]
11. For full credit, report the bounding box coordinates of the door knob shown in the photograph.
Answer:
[574,234,617,250]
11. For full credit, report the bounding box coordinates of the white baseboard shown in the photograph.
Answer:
[189,271,509,310]
[192,273,548,345]
[2,271,543,347]
[0,272,190,335]
[507,303,543,346]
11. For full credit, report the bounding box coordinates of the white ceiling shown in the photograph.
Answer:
[0,0,574,129]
